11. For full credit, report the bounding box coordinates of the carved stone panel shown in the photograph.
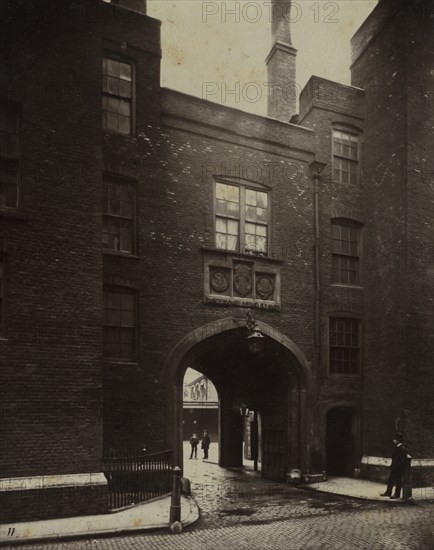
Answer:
[209,267,230,295]
[256,273,275,300]
[203,248,281,309]
[233,263,253,298]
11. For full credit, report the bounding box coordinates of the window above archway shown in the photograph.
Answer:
[215,181,270,256]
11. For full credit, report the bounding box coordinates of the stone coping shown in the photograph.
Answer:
[362,456,434,467]
[0,473,107,492]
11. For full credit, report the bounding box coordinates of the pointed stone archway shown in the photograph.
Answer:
[163,317,317,479]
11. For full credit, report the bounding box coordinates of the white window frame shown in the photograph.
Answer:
[328,316,361,375]
[332,128,360,185]
[102,56,135,135]
[214,179,271,257]
[331,219,362,287]
[103,178,136,255]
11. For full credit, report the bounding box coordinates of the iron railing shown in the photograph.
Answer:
[102,449,173,510]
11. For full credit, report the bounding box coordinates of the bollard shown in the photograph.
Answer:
[402,455,413,500]
[169,466,182,524]
[180,477,191,495]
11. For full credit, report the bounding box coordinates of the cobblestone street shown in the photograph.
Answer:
[4,447,433,550]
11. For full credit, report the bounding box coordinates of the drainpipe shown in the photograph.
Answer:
[308,161,326,475]
[309,162,326,371]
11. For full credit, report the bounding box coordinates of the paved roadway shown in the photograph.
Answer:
[4,444,433,549]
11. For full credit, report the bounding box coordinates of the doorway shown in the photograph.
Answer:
[326,406,356,476]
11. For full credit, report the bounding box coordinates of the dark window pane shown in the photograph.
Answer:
[350,171,358,185]
[118,100,131,116]
[106,292,121,309]
[108,199,121,215]
[107,76,119,95]
[119,80,132,98]
[108,182,121,199]
[107,112,118,131]
[107,309,121,325]
[118,116,131,135]
[102,76,109,93]
[107,59,119,77]
[329,317,359,374]
[103,290,136,360]
[104,182,134,252]
[120,309,134,327]
[121,292,134,312]
[120,62,132,81]
[120,184,132,202]
[120,229,132,252]
[121,199,133,218]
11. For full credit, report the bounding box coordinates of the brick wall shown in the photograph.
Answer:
[351,0,434,463]
[298,77,366,467]
[0,0,105,478]
[401,0,434,459]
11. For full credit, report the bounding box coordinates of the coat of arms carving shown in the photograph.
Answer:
[210,270,229,293]
[256,275,274,300]
[234,264,253,297]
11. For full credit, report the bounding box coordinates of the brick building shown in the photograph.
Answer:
[0,0,432,521]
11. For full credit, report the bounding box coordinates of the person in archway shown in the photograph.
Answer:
[189,432,199,459]
[380,433,408,499]
[201,429,211,460]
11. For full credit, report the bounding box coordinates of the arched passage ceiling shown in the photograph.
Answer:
[179,328,303,408]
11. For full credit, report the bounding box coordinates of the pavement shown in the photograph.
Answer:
[304,476,433,502]
[1,442,433,546]
[0,495,198,545]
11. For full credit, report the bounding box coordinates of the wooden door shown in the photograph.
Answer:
[261,400,287,480]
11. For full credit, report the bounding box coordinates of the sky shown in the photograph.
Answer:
[184,367,203,384]
[148,0,378,115]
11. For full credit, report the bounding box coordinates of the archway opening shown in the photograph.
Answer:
[172,323,308,481]
[326,406,356,476]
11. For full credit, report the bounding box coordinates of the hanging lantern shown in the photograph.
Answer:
[246,310,265,354]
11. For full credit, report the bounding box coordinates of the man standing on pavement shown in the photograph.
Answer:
[189,432,199,459]
[201,429,211,460]
[380,433,408,499]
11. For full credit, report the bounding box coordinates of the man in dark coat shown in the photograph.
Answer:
[201,430,211,460]
[380,433,408,499]
[189,433,199,459]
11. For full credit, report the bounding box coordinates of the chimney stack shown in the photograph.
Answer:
[266,0,297,122]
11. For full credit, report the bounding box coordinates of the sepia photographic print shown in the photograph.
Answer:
[0,0,433,548]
